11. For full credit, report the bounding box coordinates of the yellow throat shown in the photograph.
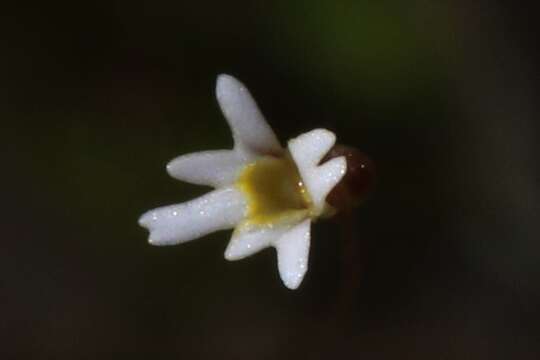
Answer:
[236,155,312,226]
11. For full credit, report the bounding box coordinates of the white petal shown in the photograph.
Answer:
[138,186,246,246]
[290,128,336,166]
[306,156,347,209]
[288,129,347,213]
[225,223,289,261]
[166,150,245,187]
[274,219,311,290]
[216,74,282,159]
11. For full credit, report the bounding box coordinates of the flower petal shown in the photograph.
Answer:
[166,150,245,187]
[138,186,246,246]
[216,74,282,159]
[288,129,347,213]
[274,219,311,290]
[225,223,289,261]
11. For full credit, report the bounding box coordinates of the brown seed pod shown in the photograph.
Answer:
[325,144,375,212]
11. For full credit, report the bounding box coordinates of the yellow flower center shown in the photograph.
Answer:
[236,155,312,226]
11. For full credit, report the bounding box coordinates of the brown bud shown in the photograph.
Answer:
[325,144,375,212]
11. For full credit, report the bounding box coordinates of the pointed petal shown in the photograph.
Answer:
[290,128,336,166]
[138,186,246,246]
[166,150,246,187]
[274,219,311,290]
[216,74,282,158]
[225,224,289,261]
[288,129,347,212]
[306,156,347,211]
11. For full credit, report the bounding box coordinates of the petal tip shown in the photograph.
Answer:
[224,236,261,261]
[217,73,234,83]
[283,277,302,290]
[224,249,239,261]
[148,237,168,247]
[165,161,174,175]
[216,74,241,98]
[280,265,308,290]
[311,128,336,141]
[165,156,184,179]
[138,212,151,228]
[325,155,348,180]
[224,243,239,261]
[165,157,187,182]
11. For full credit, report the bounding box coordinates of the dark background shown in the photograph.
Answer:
[3,1,540,358]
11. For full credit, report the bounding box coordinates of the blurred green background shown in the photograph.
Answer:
[3,0,540,358]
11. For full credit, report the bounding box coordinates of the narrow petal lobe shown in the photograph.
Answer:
[274,219,311,289]
[225,223,289,261]
[139,186,246,245]
[216,74,282,158]
[288,129,347,212]
[167,150,245,187]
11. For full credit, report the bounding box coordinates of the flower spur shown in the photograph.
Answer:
[139,74,347,289]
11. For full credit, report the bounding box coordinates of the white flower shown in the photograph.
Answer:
[139,74,347,289]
